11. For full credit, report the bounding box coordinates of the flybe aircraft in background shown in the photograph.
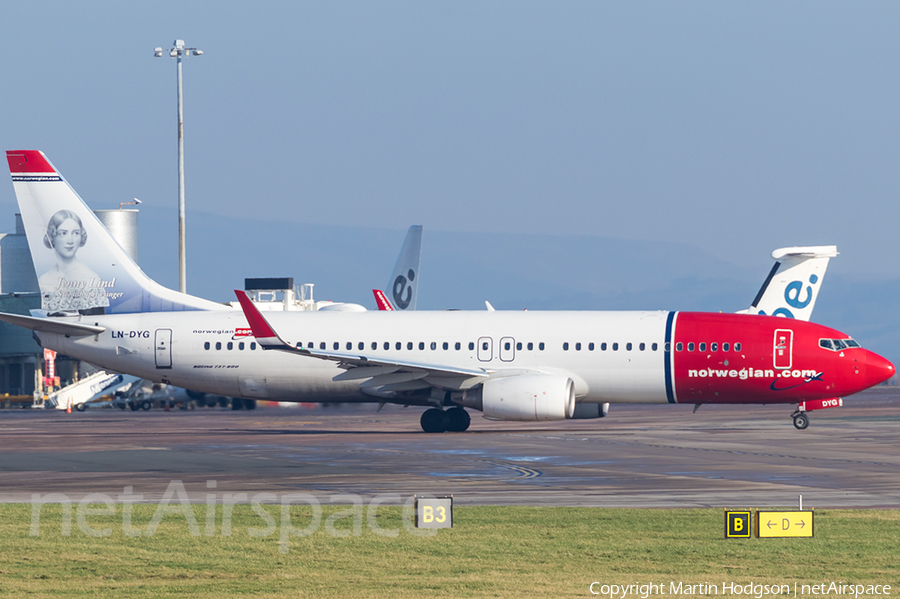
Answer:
[1,150,893,432]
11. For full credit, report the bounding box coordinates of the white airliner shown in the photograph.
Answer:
[1,150,894,432]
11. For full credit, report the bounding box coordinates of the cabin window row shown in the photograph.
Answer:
[295,341,550,351]
[674,342,742,352]
[204,341,257,351]
[561,342,659,352]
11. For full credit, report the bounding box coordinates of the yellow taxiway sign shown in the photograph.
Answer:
[756,510,814,538]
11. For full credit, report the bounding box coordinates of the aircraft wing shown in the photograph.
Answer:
[235,291,489,394]
[0,311,106,337]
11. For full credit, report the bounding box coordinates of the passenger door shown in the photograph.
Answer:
[155,329,172,369]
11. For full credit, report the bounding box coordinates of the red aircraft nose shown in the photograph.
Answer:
[865,350,895,387]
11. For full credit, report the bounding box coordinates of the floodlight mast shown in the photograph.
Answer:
[154,39,203,293]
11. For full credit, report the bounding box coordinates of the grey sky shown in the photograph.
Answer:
[2,1,899,281]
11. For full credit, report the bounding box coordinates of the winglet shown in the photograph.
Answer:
[234,290,288,348]
[372,289,394,311]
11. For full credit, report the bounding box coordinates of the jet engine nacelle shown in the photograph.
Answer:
[480,374,575,421]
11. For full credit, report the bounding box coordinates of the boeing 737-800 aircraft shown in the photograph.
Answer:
[1,150,893,432]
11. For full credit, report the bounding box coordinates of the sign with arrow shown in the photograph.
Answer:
[756,510,814,538]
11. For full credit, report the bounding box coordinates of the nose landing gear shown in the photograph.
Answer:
[791,412,810,430]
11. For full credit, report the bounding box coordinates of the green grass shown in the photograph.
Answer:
[0,505,897,597]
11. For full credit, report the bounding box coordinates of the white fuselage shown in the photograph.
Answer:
[40,309,671,405]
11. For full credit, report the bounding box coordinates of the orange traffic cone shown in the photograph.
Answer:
[66,405,72,414]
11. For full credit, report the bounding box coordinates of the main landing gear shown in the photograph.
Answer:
[420,407,471,433]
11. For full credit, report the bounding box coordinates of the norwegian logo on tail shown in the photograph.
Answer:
[6,150,226,315]
[372,289,394,311]
[738,245,837,321]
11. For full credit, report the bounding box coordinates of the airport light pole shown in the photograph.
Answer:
[154,40,203,293]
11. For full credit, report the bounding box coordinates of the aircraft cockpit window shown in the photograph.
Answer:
[820,338,860,351]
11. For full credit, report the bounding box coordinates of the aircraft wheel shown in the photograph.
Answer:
[231,398,244,410]
[793,413,810,430]
[140,400,153,411]
[445,407,470,432]
[245,399,257,410]
[74,403,87,412]
[194,396,208,408]
[128,402,139,411]
[420,408,447,433]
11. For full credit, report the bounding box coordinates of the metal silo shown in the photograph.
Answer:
[94,209,139,264]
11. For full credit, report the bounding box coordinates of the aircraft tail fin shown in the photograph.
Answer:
[372,289,394,311]
[738,245,837,321]
[386,225,422,310]
[7,150,226,315]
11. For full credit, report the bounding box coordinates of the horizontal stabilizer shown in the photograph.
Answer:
[0,311,105,336]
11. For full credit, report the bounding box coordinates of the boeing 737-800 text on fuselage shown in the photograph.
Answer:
[1,150,893,432]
